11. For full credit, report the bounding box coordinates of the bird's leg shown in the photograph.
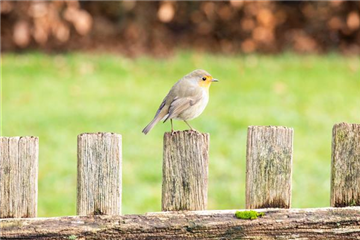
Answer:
[184,120,197,132]
[170,119,174,135]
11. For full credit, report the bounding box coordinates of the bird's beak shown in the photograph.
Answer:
[211,78,219,82]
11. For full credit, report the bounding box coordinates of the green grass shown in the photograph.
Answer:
[2,51,360,217]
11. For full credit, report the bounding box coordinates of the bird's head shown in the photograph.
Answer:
[188,69,219,89]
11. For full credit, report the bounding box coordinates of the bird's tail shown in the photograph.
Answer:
[142,115,162,135]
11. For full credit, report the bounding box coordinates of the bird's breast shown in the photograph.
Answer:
[177,90,209,120]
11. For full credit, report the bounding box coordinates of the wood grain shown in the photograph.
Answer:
[162,130,209,211]
[246,126,293,209]
[331,122,360,207]
[0,136,38,218]
[77,133,122,215]
[1,208,360,239]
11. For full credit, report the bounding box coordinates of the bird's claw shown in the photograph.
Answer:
[188,128,198,135]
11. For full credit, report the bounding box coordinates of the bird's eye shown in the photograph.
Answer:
[202,77,207,81]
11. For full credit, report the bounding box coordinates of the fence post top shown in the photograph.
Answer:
[0,136,39,140]
[333,122,360,128]
[248,126,294,131]
[77,132,122,137]
[163,130,209,137]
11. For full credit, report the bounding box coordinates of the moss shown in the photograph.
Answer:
[235,210,265,220]
[335,132,344,143]
[0,220,23,229]
[94,208,104,215]
[349,199,357,207]
[68,235,77,240]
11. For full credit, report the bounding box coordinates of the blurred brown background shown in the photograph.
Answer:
[2,1,360,56]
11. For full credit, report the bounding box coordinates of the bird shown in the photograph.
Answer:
[142,69,218,135]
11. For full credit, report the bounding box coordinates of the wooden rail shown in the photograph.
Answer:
[1,122,360,239]
[1,208,360,239]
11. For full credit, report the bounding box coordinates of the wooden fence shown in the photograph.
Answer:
[1,122,360,239]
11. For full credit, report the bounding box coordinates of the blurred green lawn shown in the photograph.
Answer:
[2,52,359,217]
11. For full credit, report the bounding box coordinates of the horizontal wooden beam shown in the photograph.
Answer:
[1,207,360,239]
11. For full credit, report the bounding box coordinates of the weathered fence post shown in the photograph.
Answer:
[246,126,293,209]
[0,136,38,218]
[77,133,122,215]
[162,130,209,211]
[331,122,360,207]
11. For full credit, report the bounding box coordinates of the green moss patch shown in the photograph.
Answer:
[235,210,265,220]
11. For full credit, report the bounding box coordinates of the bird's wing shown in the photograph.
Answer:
[163,96,201,122]
[154,99,166,118]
